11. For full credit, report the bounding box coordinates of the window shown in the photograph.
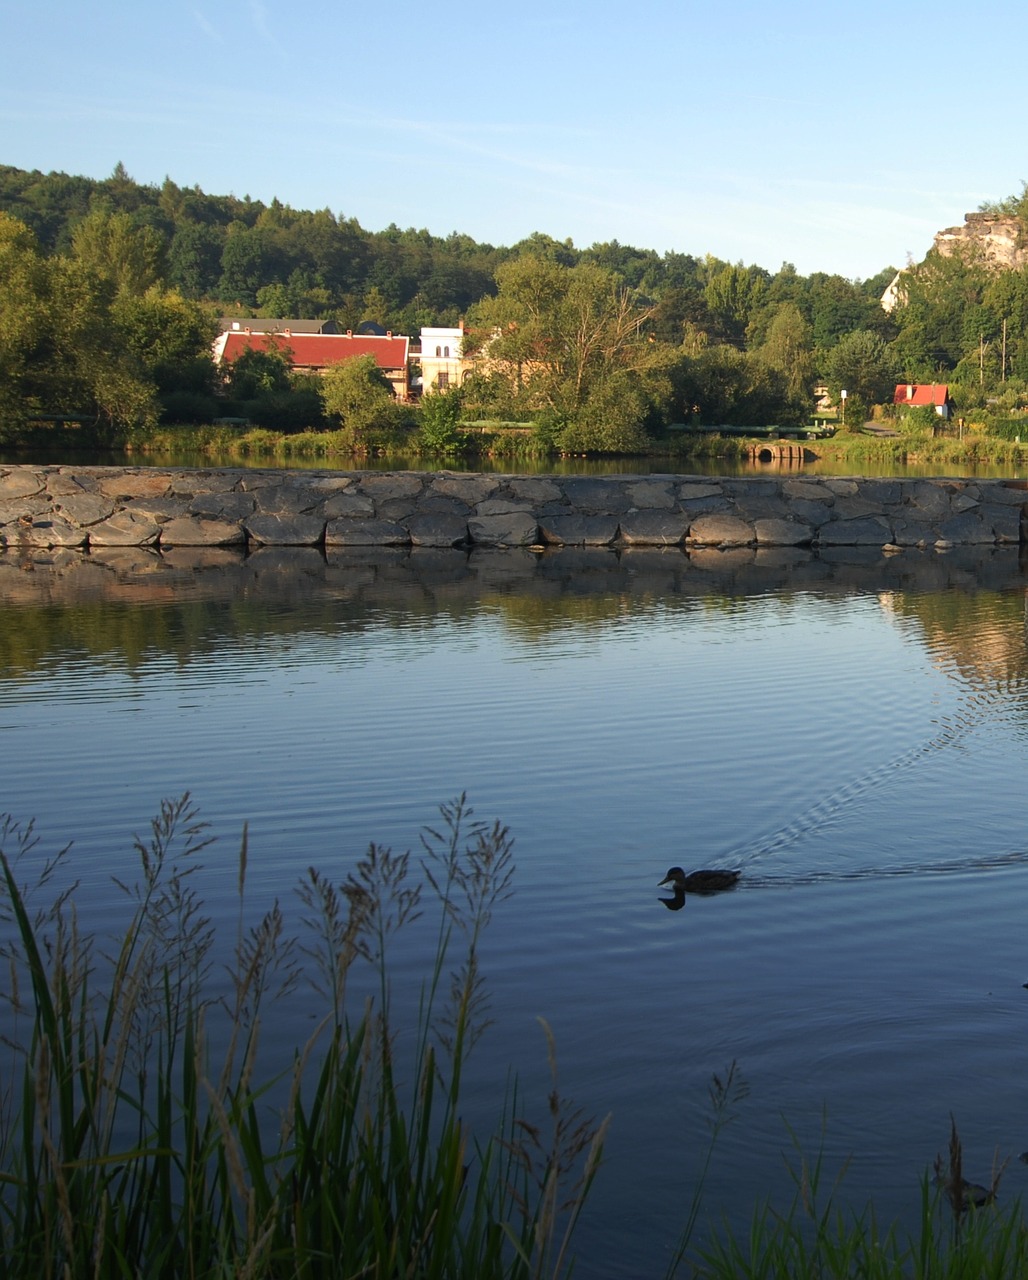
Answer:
[437,372,450,390]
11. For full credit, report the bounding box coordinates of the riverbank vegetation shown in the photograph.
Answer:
[0,795,608,1278]
[4,164,1028,460]
[2,795,1027,1278]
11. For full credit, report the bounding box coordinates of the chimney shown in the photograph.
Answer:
[386,330,392,338]
[906,384,914,399]
[346,330,353,337]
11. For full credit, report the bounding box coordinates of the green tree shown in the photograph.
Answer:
[417,384,466,456]
[686,343,794,426]
[467,255,663,446]
[0,211,54,425]
[0,212,161,438]
[218,225,283,306]
[889,247,990,374]
[222,343,294,400]
[50,255,160,435]
[167,222,224,297]
[113,287,217,419]
[320,353,405,446]
[825,329,899,409]
[703,263,768,346]
[70,206,166,296]
[755,303,816,420]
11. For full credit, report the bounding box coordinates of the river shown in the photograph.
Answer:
[1,540,1028,1275]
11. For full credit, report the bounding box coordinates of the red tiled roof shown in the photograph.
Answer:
[218,330,410,371]
[893,383,950,407]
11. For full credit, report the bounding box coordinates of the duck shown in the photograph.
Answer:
[658,866,741,895]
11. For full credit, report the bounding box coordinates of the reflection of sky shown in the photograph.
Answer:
[3,581,1028,1277]
[1,588,1016,899]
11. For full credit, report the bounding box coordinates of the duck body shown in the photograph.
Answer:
[658,866,741,894]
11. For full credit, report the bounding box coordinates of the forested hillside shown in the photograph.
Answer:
[2,162,1027,448]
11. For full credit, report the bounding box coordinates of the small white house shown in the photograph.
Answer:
[419,325,465,393]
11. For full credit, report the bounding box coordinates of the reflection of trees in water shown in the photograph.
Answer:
[3,547,1028,688]
[880,589,1028,697]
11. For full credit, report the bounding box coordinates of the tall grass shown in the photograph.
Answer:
[686,1115,1028,1280]
[0,795,606,1279]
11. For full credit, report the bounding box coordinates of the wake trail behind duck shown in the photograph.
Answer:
[720,684,1013,880]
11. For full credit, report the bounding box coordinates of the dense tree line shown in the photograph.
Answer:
[2,162,1027,449]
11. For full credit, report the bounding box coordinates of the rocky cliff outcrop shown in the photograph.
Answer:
[934,212,1027,270]
[882,211,1027,311]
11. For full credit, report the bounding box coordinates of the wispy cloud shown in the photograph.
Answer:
[247,0,275,46]
[190,9,222,43]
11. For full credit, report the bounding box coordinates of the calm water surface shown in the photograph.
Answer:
[4,444,1028,481]
[2,545,1028,1275]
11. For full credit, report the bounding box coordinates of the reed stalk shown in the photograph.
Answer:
[0,794,603,1279]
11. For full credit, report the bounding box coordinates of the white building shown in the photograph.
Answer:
[418,325,465,393]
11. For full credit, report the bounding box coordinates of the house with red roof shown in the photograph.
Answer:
[893,384,953,419]
[213,327,412,400]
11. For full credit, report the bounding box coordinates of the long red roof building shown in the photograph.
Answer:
[213,329,411,399]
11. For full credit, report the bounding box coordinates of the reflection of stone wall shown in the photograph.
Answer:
[3,543,1028,619]
[2,466,1027,554]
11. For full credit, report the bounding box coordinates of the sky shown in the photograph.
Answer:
[2,0,1026,282]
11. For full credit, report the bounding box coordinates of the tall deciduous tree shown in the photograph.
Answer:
[466,255,664,446]
[756,303,816,413]
[70,206,166,296]
[703,263,768,346]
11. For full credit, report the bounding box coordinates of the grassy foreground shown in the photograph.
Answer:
[1,796,1026,1278]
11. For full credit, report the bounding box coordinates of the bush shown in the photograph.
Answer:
[416,385,467,457]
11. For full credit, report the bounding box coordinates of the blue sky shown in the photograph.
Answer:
[2,0,1025,281]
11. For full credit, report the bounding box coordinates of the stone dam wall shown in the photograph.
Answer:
[2,464,1028,553]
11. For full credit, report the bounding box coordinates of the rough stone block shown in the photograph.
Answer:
[816,516,893,546]
[626,480,675,509]
[97,473,170,500]
[427,474,500,504]
[619,510,689,545]
[321,491,376,518]
[406,513,469,547]
[1,516,88,547]
[245,514,326,545]
[754,518,814,546]
[687,513,754,546]
[88,511,161,546]
[467,512,540,545]
[160,517,248,546]
[537,514,619,546]
[0,470,45,499]
[188,491,256,521]
[55,493,117,526]
[324,519,411,546]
